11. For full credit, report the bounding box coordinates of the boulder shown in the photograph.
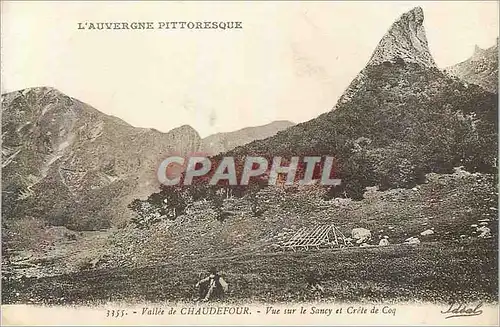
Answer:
[477,226,491,238]
[453,166,472,177]
[333,198,352,207]
[420,229,434,236]
[404,237,421,245]
[378,238,389,246]
[351,228,372,244]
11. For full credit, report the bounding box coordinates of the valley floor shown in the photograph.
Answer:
[2,238,497,305]
[2,171,498,305]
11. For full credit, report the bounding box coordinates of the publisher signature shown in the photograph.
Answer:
[440,302,483,319]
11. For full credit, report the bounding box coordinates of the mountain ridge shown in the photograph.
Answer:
[1,87,297,230]
[201,120,295,155]
[1,87,203,230]
[227,7,497,200]
[445,40,498,93]
[2,7,497,231]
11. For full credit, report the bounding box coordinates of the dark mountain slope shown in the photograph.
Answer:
[228,7,497,199]
[1,87,201,230]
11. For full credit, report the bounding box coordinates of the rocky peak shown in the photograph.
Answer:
[367,7,436,67]
[472,45,487,58]
[333,7,438,109]
[168,124,201,138]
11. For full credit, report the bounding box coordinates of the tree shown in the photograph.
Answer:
[128,185,189,227]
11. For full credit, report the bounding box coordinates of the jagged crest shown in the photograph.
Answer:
[367,7,436,67]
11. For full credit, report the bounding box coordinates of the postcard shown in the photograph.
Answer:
[1,1,498,326]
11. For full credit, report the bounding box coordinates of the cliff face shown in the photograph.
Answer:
[367,7,436,68]
[335,7,436,108]
[445,40,498,93]
[1,87,202,230]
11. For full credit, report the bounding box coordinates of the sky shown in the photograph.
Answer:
[1,1,498,137]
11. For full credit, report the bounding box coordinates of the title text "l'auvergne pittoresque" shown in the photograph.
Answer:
[77,21,243,30]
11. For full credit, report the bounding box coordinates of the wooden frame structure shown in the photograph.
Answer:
[281,224,351,251]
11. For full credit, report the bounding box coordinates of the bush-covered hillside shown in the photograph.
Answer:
[228,61,497,199]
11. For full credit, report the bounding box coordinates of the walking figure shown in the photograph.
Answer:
[196,267,228,301]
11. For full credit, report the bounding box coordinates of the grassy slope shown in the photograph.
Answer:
[2,171,498,304]
[96,171,497,267]
[2,239,497,305]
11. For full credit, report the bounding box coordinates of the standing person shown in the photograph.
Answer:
[196,267,228,301]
